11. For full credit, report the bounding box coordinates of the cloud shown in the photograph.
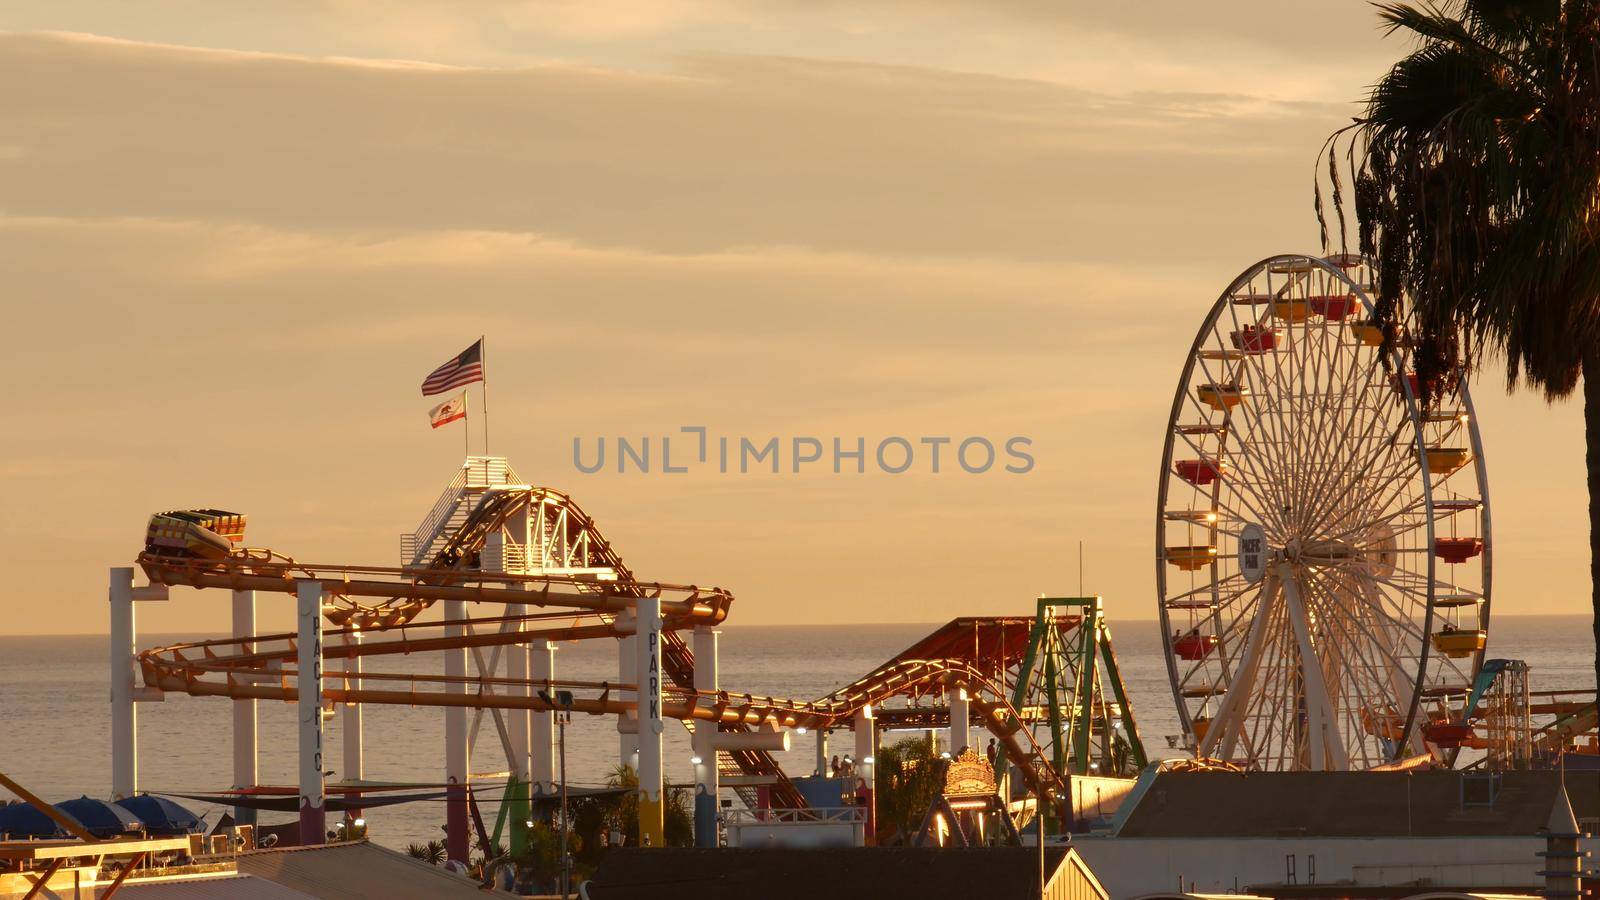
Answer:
[0,31,1341,268]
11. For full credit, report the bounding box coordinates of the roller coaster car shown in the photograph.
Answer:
[145,509,247,560]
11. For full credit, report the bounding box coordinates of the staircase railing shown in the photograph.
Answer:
[401,457,523,567]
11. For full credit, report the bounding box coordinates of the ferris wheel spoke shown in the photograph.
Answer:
[1216,303,1307,524]
[1294,367,1410,536]
[1302,567,1418,732]
[1301,418,1419,540]
[1343,571,1430,756]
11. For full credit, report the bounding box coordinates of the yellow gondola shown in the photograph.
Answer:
[1197,383,1247,411]
[1165,545,1217,571]
[1431,628,1486,658]
[1424,447,1472,476]
[1349,321,1384,346]
[1272,299,1311,322]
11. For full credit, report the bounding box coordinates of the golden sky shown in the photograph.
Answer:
[0,2,1589,635]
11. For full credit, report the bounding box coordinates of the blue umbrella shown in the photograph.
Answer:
[55,796,141,838]
[0,801,69,839]
[114,795,202,836]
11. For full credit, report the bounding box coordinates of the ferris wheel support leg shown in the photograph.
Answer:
[1281,566,1349,771]
[635,596,664,848]
[948,688,971,756]
[1201,569,1278,762]
[231,590,258,826]
[296,580,326,846]
[444,598,470,864]
[109,567,138,801]
[692,626,720,848]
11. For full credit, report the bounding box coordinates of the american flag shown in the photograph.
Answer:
[420,339,484,396]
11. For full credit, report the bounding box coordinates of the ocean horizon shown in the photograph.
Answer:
[2,614,1591,851]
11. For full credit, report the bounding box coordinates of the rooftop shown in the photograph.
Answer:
[1115,770,1597,838]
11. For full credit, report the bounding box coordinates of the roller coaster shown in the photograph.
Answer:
[116,456,1146,864]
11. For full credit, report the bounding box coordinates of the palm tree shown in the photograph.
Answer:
[872,735,944,844]
[404,838,446,866]
[1321,0,1600,703]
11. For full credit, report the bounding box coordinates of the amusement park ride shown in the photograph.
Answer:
[111,459,1147,869]
[105,253,1598,876]
[1158,253,1596,772]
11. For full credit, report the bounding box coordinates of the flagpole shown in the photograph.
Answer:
[463,391,470,462]
[481,336,490,462]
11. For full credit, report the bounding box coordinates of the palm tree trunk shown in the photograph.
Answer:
[1587,352,1600,700]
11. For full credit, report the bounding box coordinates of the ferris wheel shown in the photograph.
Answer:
[1155,254,1491,771]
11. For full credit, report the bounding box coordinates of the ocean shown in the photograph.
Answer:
[0,616,1591,851]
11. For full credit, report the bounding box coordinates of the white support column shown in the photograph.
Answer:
[634,596,663,848]
[109,567,137,800]
[617,608,639,771]
[507,604,531,783]
[444,598,470,864]
[854,705,876,845]
[341,629,364,795]
[531,642,556,795]
[947,687,971,757]
[691,626,719,848]
[296,580,326,845]
[231,590,258,825]
[815,729,828,779]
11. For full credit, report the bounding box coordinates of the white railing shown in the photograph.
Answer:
[500,542,530,574]
[400,457,525,567]
[724,807,866,826]
[408,466,470,553]
[724,806,866,848]
[463,456,520,488]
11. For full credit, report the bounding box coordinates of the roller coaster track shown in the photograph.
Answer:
[139,472,802,807]
[138,623,1070,820]
[137,464,1081,817]
[426,483,806,808]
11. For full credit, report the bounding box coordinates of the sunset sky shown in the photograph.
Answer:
[0,2,1590,636]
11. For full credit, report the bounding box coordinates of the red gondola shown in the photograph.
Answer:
[1173,632,1217,660]
[1175,459,1222,486]
[1230,326,1277,354]
[1391,372,1422,397]
[1422,720,1474,748]
[1433,537,1484,564]
[1308,294,1360,320]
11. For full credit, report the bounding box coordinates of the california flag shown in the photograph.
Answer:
[428,392,467,429]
